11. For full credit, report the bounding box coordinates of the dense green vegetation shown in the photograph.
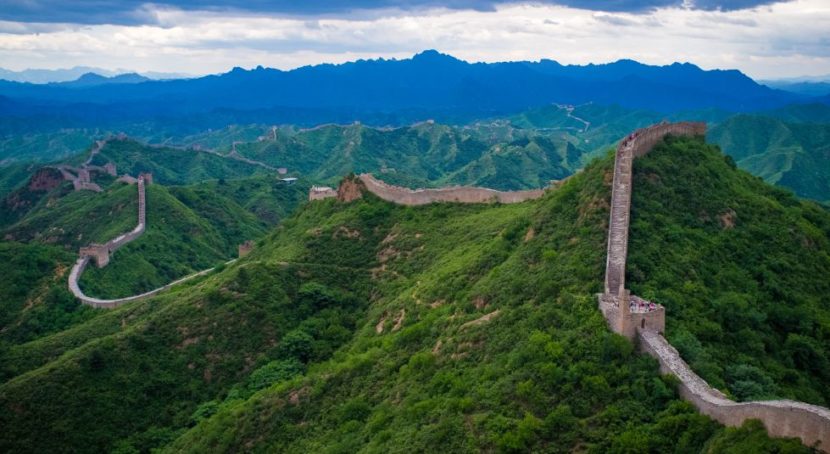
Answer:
[708,114,830,203]
[91,139,272,185]
[628,136,830,405]
[3,102,830,202]
[1,138,823,452]
[232,121,581,190]
[0,161,40,199]
[0,129,102,164]
[2,182,142,246]
[0,242,97,346]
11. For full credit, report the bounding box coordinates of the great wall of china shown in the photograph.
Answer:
[598,122,830,450]
[67,174,228,308]
[359,174,546,205]
[308,174,548,205]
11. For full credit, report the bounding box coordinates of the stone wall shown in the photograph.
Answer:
[359,174,546,206]
[69,177,147,307]
[68,175,232,308]
[604,122,706,297]
[68,255,220,308]
[597,121,830,451]
[640,330,830,451]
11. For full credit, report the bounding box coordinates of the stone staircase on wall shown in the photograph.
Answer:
[598,121,830,451]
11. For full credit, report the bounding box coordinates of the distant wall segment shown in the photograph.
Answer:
[68,174,231,308]
[358,174,545,205]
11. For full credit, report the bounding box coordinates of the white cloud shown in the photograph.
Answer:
[0,0,827,79]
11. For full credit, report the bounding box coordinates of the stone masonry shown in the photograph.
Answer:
[598,121,830,450]
[358,173,546,205]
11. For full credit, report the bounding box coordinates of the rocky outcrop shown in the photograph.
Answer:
[337,176,364,202]
[28,168,64,192]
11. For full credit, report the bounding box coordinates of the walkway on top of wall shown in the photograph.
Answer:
[598,121,830,451]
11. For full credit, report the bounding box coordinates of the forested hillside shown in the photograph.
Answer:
[1,136,826,452]
[708,115,830,202]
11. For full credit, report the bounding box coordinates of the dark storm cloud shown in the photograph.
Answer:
[0,0,788,25]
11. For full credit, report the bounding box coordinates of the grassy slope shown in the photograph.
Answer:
[0,162,41,199]
[80,178,309,298]
[3,182,141,247]
[162,152,815,453]
[0,137,824,453]
[0,174,308,344]
[628,136,830,405]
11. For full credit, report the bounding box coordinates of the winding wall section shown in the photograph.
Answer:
[359,173,545,205]
[599,122,830,450]
[67,176,222,308]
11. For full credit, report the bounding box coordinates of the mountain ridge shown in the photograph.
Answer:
[0,51,813,132]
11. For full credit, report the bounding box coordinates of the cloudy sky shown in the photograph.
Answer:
[0,0,828,79]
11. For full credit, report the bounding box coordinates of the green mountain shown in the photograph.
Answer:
[232,121,582,190]
[89,138,274,185]
[508,103,733,158]
[0,241,97,345]
[3,102,829,201]
[708,114,830,203]
[1,136,826,453]
[0,168,309,348]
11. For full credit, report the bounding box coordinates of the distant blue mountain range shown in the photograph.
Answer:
[0,50,822,131]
